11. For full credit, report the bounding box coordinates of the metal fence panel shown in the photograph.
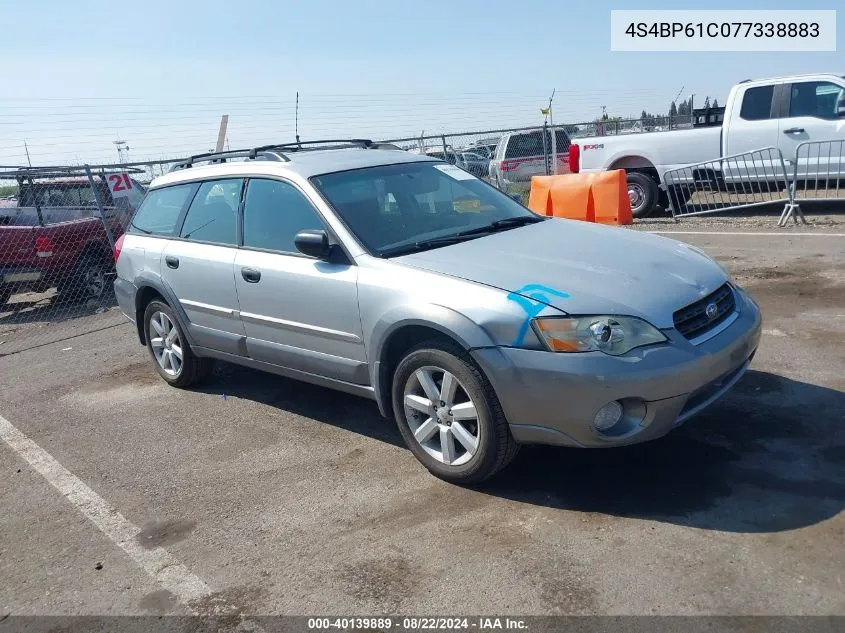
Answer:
[0,166,147,355]
[790,139,845,203]
[663,147,792,219]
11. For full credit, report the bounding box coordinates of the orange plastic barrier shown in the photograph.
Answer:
[527,170,632,225]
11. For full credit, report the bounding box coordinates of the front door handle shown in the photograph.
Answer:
[241,267,261,283]
[165,255,179,269]
[783,127,805,134]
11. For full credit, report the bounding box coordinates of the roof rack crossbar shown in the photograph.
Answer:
[171,148,291,171]
[168,138,403,172]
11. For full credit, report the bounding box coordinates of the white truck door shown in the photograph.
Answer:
[723,82,782,156]
[722,81,784,182]
[778,78,845,181]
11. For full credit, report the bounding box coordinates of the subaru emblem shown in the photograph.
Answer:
[705,302,719,320]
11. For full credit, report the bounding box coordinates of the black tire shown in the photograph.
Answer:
[143,299,214,388]
[59,251,112,303]
[625,171,659,219]
[391,339,519,484]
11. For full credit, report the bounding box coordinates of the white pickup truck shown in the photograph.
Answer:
[571,73,845,217]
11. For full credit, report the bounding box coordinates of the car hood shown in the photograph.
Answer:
[393,219,729,329]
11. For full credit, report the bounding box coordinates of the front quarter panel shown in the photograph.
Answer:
[357,256,566,414]
[358,257,562,355]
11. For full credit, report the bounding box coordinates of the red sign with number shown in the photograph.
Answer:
[106,172,133,198]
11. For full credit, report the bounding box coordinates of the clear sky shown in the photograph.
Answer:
[0,0,841,165]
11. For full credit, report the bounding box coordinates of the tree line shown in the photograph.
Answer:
[639,96,720,123]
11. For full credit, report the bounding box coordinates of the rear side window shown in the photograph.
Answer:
[554,129,571,152]
[505,132,545,158]
[740,85,774,121]
[504,131,568,158]
[179,179,242,245]
[242,179,324,253]
[131,183,196,236]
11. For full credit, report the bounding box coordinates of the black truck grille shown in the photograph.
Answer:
[673,283,736,340]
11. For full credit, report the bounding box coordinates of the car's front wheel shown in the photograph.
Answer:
[143,299,214,387]
[391,340,519,484]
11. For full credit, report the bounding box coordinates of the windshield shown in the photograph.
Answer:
[311,161,540,257]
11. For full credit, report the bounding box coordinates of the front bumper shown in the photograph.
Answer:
[471,287,762,448]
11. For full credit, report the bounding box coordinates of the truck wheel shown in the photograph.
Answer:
[0,286,12,307]
[391,339,519,484]
[626,172,658,218]
[59,252,112,303]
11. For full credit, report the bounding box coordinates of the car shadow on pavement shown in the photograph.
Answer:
[199,362,406,449]
[199,365,843,534]
[477,370,845,533]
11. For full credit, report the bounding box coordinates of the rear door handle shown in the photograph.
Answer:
[783,127,805,134]
[241,267,261,283]
[165,255,179,269]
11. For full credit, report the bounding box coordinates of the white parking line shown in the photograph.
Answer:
[0,412,213,609]
[650,231,845,237]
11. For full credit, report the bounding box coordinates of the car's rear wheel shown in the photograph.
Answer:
[626,171,659,218]
[391,340,519,484]
[143,299,213,387]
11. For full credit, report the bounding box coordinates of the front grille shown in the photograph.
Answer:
[673,283,736,340]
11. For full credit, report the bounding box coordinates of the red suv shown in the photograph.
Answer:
[0,173,146,306]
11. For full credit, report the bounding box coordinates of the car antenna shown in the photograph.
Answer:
[295,91,301,148]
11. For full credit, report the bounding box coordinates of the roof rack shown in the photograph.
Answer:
[0,166,145,180]
[170,138,402,171]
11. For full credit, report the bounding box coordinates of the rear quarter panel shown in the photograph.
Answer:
[579,128,721,181]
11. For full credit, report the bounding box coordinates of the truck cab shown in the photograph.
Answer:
[572,73,845,217]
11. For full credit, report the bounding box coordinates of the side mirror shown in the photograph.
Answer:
[294,229,332,259]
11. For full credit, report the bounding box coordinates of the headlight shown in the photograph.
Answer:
[532,316,667,355]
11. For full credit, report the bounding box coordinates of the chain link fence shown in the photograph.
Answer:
[0,166,152,355]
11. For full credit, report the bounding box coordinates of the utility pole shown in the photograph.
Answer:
[215,115,229,153]
[113,138,129,163]
[689,93,696,126]
[23,141,32,167]
[547,89,557,174]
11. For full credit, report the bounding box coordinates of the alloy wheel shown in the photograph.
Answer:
[149,311,183,377]
[403,366,480,466]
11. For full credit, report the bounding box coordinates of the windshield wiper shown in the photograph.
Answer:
[380,215,545,257]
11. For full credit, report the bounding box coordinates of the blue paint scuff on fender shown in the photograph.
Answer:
[506,284,570,347]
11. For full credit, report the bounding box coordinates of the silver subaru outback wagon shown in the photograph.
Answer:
[114,140,762,483]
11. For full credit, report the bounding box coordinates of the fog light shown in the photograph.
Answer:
[594,401,624,432]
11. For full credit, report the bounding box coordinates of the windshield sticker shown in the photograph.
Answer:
[507,284,570,347]
[433,164,477,181]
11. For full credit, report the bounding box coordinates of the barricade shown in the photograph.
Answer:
[527,171,632,225]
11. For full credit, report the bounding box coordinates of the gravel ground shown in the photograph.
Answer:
[633,202,845,231]
[0,228,843,619]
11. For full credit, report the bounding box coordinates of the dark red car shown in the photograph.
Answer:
[0,173,146,306]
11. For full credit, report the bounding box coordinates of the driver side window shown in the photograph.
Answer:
[789,81,845,119]
[242,179,325,254]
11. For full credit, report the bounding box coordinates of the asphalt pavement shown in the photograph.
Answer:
[0,228,843,617]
